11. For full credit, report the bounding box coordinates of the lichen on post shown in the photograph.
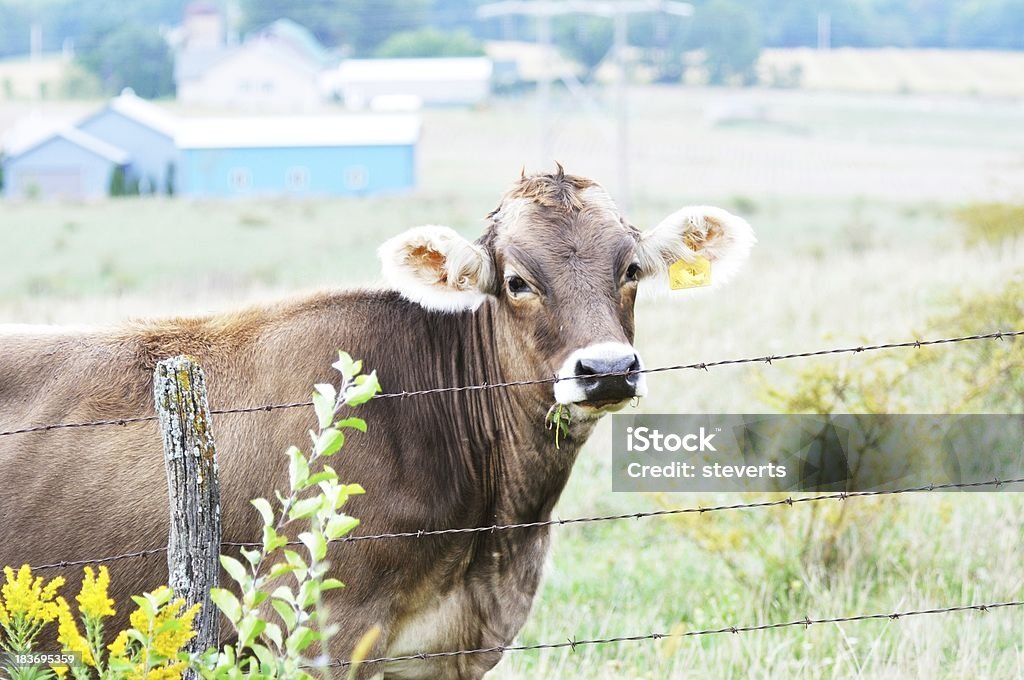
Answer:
[154,355,221,666]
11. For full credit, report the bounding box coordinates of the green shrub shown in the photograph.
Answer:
[954,202,1024,245]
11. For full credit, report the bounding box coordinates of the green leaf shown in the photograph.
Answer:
[315,428,345,457]
[238,615,267,649]
[288,495,324,521]
[250,643,275,670]
[240,547,261,567]
[299,530,328,562]
[336,417,367,433]
[263,525,288,553]
[209,587,242,625]
[220,555,249,588]
[321,578,345,592]
[251,498,274,526]
[344,371,381,406]
[262,622,283,649]
[332,352,358,381]
[271,585,296,606]
[325,514,360,540]
[130,594,155,619]
[286,626,319,655]
[288,447,310,491]
[304,467,338,488]
[268,562,298,579]
[312,384,336,429]
[271,600,297,631]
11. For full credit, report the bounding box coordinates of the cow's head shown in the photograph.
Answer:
[380,167,754,419]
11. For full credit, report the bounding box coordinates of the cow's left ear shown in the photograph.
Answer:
[636,206,755,291]
[379,225,494,312]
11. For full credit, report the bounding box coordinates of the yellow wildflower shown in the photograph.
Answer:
[51,665,69,678]
[128,590,199,661]
[108,629,131,659]
[0,598,8,626]
[56,597,95,667]
[77,566,115,619]
[151,601,200,659]
[1,565,64,623]
[148,661,188,680]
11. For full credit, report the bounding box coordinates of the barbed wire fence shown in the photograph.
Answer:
[2,330,1020,439]
[3,328,1024,669]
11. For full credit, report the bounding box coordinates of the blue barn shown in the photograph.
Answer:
[76,90,179,194]
[2,128,129,200]
[175,115,419,197]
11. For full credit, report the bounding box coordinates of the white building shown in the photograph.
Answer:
[323,57,493,109]
[175,14,335,112]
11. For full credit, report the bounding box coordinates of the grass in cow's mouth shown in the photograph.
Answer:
[545,403,572,449]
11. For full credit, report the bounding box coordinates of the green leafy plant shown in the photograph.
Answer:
[198,351,380,679]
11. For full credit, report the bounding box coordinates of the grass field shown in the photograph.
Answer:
[2,85,1023,677]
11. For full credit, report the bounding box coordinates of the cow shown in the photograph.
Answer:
[0,167,753,678]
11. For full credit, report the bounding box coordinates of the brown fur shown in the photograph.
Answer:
[0,171,649,679]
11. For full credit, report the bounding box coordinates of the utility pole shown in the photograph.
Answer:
[817,12,832,51]
[478,0,693,210]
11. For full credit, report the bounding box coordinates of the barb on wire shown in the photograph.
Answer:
[324,599,1024,668]
[2,330,1021,438]
[31,477,1024,572]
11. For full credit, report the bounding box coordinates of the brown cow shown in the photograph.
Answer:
[0,168,753,678]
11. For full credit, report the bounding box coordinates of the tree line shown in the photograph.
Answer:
[0,0,1021,98]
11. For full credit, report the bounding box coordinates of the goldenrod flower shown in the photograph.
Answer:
[77,566,115,619]
[148,661,188,680]
[1,565,64,623]
[0,598,9,626]
[55,597,94,667]
[128,590,199,661]
[108,629,130,659]
[50,665,69,679]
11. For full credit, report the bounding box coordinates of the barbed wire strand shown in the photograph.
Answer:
[28,476,1024,572]
[324,599,1024,669]
[2,330,1021,438]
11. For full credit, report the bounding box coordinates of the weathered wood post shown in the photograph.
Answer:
[154,356,221,667]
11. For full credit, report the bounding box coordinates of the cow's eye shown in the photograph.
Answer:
[506,275,533,297]
[624,263,642,283]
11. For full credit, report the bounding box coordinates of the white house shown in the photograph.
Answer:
[323,57,493,109]
[175,17,335,112]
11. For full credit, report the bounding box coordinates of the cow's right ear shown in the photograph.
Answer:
[379,225,494,312]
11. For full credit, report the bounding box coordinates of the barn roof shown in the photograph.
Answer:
[5,127,130,164]
[78,90,178,138]
[175,114,420,149]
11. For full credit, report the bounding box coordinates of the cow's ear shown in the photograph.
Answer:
[637,206,755,291]
[379,225,494,312]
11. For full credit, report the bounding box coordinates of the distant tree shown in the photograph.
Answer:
[374,27,484,57]
[77,22,174,98]
[240,0,429,55]
[553,15,613,81]
[109,166,127,197]
[691,0,762,85]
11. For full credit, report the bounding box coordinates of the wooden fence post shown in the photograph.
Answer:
[154,356,221,666]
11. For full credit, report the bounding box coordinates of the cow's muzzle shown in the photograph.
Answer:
[553,342,648,408]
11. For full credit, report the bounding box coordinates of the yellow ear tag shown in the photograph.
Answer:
[668,256,712,290]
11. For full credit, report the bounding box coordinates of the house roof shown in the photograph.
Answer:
[5,127,130,164]
[331,57,494,83]
[73,90,178,138]
[102,90,178,137]
[175,114,421,149]
[254,19,334,67]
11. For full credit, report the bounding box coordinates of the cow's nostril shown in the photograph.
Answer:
[628,355,641,372]
[575,359,596,377]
